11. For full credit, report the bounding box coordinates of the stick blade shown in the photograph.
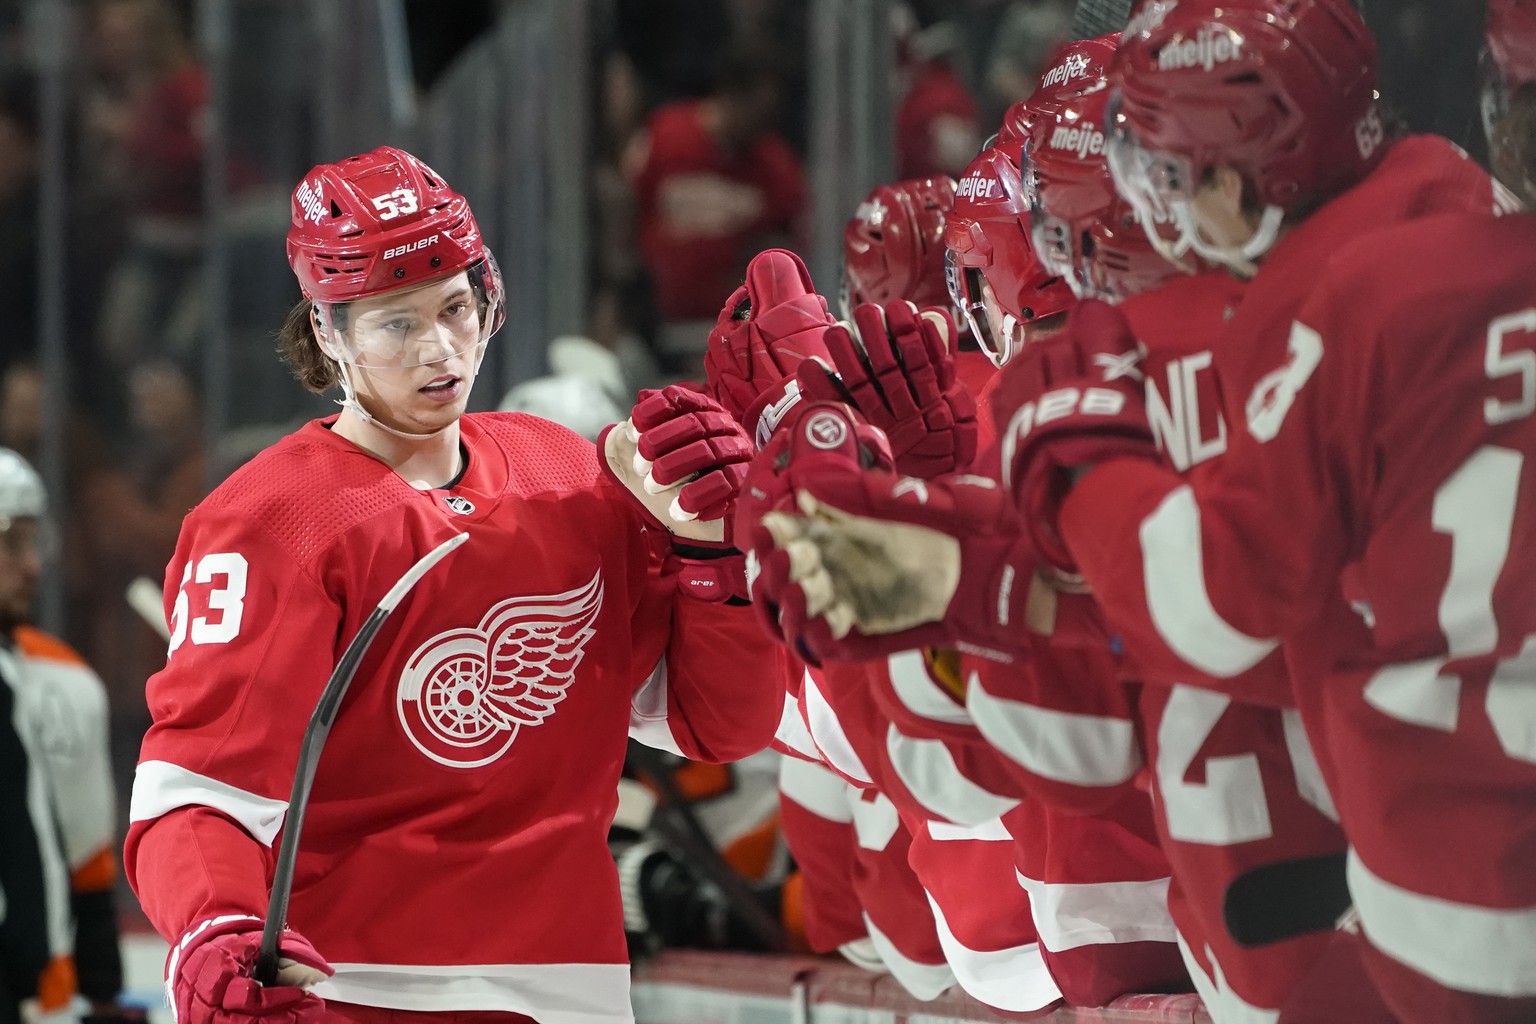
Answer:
[127,577,171,641]
[1223,852,1350,947]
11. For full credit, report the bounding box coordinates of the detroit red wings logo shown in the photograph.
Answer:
[396,572,603,767]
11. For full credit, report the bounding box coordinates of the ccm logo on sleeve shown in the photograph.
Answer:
[1000,387,1126,490]
[1007,387,1126,437]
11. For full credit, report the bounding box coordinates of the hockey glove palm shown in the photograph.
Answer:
[739,403,1049,664]
[798,301,978,479]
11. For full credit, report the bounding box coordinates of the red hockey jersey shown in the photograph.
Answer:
[126,413,787,1022]
[1059,135,1498,686]
[1230,212,1536,1019]
[1059,142,1535,1016]
[777,754,956,1000]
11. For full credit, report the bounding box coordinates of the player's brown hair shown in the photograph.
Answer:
[277,298,342,393]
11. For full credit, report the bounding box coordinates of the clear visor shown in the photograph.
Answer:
[315,256,504,369]
[1104,107,1201,266]
[1028,211,1088,299]
[1019,148,1087,298]
[946,248,1014,367]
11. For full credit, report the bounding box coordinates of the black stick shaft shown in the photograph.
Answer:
[1071,0,1135,39]
[254,532,467,985]
[1223,852,1350,947]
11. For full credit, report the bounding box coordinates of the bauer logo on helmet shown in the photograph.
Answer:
[383,234,439,261]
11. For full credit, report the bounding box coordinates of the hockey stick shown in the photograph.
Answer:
[127,576,171,641]
[625,741,789,952]
[1071,0,1135,39]
[254,531,469,985]
[1222,852,1350,947]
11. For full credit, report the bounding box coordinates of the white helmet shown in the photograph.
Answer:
[0,448,44,521]
[499,376,626,442]
[498,335,629,441]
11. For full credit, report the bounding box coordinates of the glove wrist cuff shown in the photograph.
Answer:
[744,377,804,449]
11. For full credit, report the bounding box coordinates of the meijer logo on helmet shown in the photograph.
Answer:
[296,179,325,224]
[383,234,439,261]
[1158,29,1242,72]
[1040,52,1091,89]
[1048,123,1106,160]
[956,175,998,200]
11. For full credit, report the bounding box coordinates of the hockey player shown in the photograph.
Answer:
[838,176,996,448]
[0,449,128,1024]
[126,146,788,1024]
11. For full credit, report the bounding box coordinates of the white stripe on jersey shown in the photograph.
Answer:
[130,760,289,846]
[1142,486,1278,677]
[1349,847,1536,997]
[968,679,1141,787]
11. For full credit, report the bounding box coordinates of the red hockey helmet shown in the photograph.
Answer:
[287,146,505,366]
[1024,84,1184,303]
[842,176,957,315]
[944,137,1076,366]
[1106,0,1383,269]
[993,35,1120,149]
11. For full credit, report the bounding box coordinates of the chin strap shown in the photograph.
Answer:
[980,312,1021,368]
[1190,202,1286,279]
[332,360,451,441]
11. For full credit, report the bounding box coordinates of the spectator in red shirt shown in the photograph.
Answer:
[627,45,807,376]
[894,9,981,180]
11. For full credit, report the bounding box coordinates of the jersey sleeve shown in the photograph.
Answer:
[1058,232,1388,689]
[626,555,792,765]
[124,505,344,941]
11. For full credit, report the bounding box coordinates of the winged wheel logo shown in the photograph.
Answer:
[396,571,603,767]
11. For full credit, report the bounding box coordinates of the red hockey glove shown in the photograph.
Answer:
[738,402,1046,665]
[600,386,755,603]
[989,300,1159,574]
[599,386,753,545]
[630,386,754,528]
[734,401,894,551]
[704,248,838,447]
[798,301,979,479]
[168,916,332,1024]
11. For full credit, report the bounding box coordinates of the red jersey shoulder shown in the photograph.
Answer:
[1362,135,1495,218]
[1123,271,1247,358]
[197,420,415,565]
[1286,136,1492,265]
[466,411,603,498]
[1297,212,1536,418]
